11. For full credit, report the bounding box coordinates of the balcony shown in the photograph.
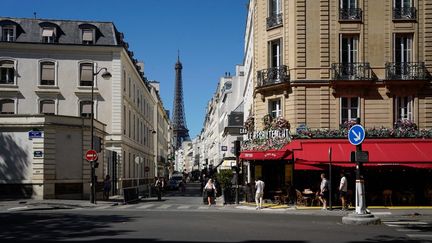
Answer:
[331,63,372,80]
[266,13,283,30]
[385,62,427,80]
[339,8,362,21]
[257,65,289,87]
[393,7,416,21]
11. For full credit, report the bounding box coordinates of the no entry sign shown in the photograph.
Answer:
[86,150,98,162]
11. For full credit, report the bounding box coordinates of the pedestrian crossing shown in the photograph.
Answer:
[84,203,220,212]
[382,219,432,241]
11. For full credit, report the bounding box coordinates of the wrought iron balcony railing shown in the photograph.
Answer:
[257,65,289,87]
[339,8,362,21]
[393,7,416,20]
[331,63,372,80]
[266,13,283,29]
[385,62,427,80]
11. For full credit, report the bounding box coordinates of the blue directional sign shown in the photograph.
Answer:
[348,124,365,146]
[28,131,43,139]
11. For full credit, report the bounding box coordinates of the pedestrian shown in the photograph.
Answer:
[204,179,217,206]
[339,172,348,210]
[155,177,164,201]
[318,173,329,210]
[103,175,111,201]
[255,177,265,210]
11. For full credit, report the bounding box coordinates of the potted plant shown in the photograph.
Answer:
[216,169,234,204]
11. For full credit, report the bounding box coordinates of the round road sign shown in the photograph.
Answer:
[145,166,150,172]
[86,150,98,162]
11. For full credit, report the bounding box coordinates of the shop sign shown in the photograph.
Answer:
[246,129,291,141]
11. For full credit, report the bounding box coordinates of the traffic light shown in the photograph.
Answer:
[234,140,241,157]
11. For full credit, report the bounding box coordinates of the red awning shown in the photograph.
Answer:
[288,139,432,169]
[240,143,292,160]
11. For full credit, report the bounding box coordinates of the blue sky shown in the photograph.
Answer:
[1,0,248,138]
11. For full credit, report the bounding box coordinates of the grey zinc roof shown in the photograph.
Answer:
[0,17,121,46]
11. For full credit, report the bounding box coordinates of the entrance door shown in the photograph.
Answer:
[262,161,285,198]
[108,151,118,195]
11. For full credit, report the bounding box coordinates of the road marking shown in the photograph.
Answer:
[7,206,28,211]
[406,234,432,239]
[235,206,257,210]
[198,206,211,210]
[177,205,191,209]
[372,212,392,215]
[137,204,155,209]
[95,205,111,210]
[384,221,428,225]
[397,229,421,232]
[118,204,135,209]
[156,204,171,209]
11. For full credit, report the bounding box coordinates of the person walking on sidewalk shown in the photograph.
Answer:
[155,177,164,201]
[318,173,329,210]
[103,175,111,201]
[255,177,265,210]
[339,172,348,210]
[204,179,217,206]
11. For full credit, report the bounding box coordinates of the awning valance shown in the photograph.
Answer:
[240,143,292,161]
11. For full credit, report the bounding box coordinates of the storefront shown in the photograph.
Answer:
[288,139,432,206]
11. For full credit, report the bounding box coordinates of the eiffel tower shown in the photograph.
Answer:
[172,53,191,149]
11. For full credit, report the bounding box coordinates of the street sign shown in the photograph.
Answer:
[28,131,43,139]
[33,151,43,158]
[85,150,98,162]
[355,151,369,163]
[348,124,366,146]
[221,146,227,151]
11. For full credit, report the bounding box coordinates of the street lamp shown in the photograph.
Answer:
[90,67,111,204]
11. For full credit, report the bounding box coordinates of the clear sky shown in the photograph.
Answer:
[1,0,248,138]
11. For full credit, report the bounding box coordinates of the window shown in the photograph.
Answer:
[80,101,92,118]
[341,97,359,123]
[393,0,415,20]
[123,71,126,92]
[394,34,412,63]
[1,26,15,42]
[123,105,127,135]
[269,39,282,68]
[341,0,356,9]
[42,28,56,43]
[269,0,281,17]
[395,96,413,121]
[80,63,94,86]
[82,29,94,45]
[269,99,282,118]
[40,61,55,85]
[40,100,55,115]
[0,60,14,84]
[340,35,358,64]
[0,99,14,114]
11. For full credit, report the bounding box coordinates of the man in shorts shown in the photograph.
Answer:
[339,172,348,210]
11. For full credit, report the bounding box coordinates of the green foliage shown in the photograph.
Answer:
[216,170,233,188]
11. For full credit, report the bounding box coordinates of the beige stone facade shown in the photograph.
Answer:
[250,0,432,131]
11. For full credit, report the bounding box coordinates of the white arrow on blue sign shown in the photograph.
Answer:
[348,124,365,146]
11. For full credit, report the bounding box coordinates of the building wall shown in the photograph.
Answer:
[251,0,432,132]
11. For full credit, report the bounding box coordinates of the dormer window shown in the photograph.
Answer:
[42,28,56,43]
[1,26,15,42]
[82,29,94,45]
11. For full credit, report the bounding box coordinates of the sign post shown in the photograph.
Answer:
[343,118,380,225]
[86,150,98,204]
[328,147,332,211]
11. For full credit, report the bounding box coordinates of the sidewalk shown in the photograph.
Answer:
[0,196,123,212]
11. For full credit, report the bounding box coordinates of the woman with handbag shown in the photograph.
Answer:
[204,179,217,206]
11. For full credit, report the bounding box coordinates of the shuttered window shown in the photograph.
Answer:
[42,28,56,43]
[40,100,55,115]
[80,63,94,86]
[0,99,14,114]
[80,101,92,118]
[40,62,55,85]
[0,60,14,84]
[82,29,94,44]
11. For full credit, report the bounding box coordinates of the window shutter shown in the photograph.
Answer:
[0,61,14,68]
[82,30,93,41]
[1,100,14,113]
[42,28,54,37]
[80,64,94,82]
[81,102,92,113]
[41,101,55,114]
[41,62,55,81]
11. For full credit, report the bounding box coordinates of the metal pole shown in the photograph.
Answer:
[235,155,240,204]
[328,147,332,210]
[90,75,96,204]
[355,117,367,214]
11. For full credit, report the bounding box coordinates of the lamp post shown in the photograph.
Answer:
[90,67,112,204]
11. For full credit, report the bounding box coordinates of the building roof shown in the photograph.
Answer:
[0,16,122,46]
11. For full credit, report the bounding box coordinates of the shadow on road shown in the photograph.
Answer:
[0,212,133,241]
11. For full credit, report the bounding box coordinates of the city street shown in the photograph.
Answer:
[1,183,431,242]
